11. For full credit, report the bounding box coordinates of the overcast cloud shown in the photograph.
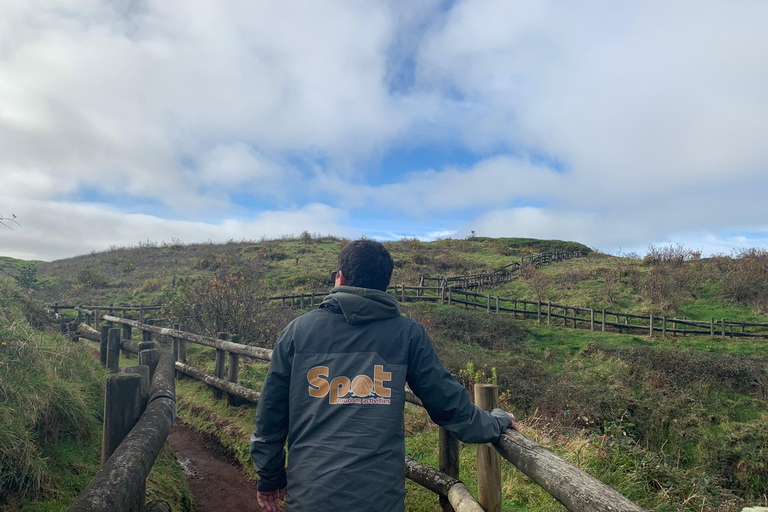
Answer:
[1,0,767,260]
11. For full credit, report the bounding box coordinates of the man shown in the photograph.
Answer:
[251,240,515,512]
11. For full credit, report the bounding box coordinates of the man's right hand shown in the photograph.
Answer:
[257,487,286,511]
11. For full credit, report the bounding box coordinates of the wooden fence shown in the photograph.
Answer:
[420,250,583,292]
[62,307,645,512]
[66,307,175,512]
[258,285,768,340]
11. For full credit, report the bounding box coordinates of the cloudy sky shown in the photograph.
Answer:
[2,0,767,261]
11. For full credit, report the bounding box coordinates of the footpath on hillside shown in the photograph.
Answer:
[168,422,266,512]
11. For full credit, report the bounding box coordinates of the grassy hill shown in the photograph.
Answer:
[5,236,768,511]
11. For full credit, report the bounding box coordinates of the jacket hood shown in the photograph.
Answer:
[324,286,401,325]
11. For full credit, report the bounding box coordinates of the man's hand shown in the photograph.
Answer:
[506,411,518,431]
[257,488,286,512]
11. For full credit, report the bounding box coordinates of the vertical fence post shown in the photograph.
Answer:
[590,309,595,331]
[448,288,452,305]
[177,324,188,380]
[228,334,241,406]
[649,313,654,338]
[99,325,110,366]
[495,296,499,314]
[475,384,502,512]
[439,428,460,512]
[172,324,180,361]
[142,319,154,342]
[123,365,150,414]
[94,308,101,330]
[139,348,160,382]
[602,309,606,332]
[487,295,491,314]
[106,328,121,373]
[662,317,667,338]
[214,333,228,400]
[547,302,551,325]
[721,319,726,340]
[563,307,567,327]
[139,305,145,324]
[537,300,542,324]
[101,374,142,465]
[710,318,715,339]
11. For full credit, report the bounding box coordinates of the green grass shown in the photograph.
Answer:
[0,279,193,511]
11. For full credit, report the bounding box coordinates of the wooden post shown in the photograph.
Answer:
[547,302,551,325]
[590,309,595,331]
[721,318,726,340]
[139,348,161,383]
[537,300,541,324]
[101,373,142,465]
[439,428,460,512]
[122,323,132,343]
[300,294,304,309]
[563,307,567,327]
[662,317,667,338]
[649,313,654,338]
[710,318,715,339]
[513,299,517,318]
[228,334,241,406]
[123,365,150,414]
[142,319,154,342]
[91,326,106,369]
[291,296,295,308]
[176,324,188,380]
[602,309,606,332]
[139,305,144,323]
[495,296,499,314]
[106,328,121,373]
[214,333,227,399]
[673,319,677,337]
[94,308,101,330]
[448,288,452,305]
[683,316,687,337]
[171,324,180,361]
[475,384,502,512]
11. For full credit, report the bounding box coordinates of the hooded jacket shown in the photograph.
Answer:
[250,286,512,512]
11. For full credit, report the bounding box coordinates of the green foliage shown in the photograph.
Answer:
[0,279,105,506]
[75,267,109,289]
[15,263,38,289]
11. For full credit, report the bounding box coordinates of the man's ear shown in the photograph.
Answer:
[336,270,346,286]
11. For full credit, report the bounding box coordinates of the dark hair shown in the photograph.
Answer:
[338,240,394,291]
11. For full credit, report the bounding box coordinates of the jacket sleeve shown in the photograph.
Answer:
[250,327,294,492]
[405,325,512,444]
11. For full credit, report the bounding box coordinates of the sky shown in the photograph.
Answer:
[1,0,768,261]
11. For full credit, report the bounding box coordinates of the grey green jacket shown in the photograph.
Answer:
[250,286,512,512]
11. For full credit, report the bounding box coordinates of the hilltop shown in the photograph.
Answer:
[25,236,590,305]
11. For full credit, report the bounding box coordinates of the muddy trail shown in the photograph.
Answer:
[168,422,268,512]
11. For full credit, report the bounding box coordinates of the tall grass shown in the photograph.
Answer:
[0,279,105,507]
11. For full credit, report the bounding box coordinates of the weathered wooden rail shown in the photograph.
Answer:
[71,311,646,512]
[68,325,175,512]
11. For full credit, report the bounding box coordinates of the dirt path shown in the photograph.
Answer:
[168,422,268,512]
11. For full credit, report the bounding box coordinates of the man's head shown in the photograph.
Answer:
[336,240,394,291]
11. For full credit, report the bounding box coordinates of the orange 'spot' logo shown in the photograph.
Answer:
[307,365,392,404]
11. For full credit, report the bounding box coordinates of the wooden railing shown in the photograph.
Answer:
[420,250,583,292]
[66,310,645,512]
[68,308,175,512]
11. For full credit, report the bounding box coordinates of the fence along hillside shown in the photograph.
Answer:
[256,248,768,340]
[54,304,646,512]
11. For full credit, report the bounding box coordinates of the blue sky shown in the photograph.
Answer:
[1,0,768,260]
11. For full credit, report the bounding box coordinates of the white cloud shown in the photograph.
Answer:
[0,196,354,261]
